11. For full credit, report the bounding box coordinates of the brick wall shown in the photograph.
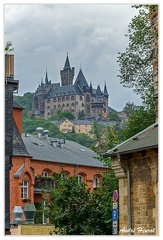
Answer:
[10,156,108,221]
[13,108,22,135]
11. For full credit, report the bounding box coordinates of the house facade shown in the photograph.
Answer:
[10,102,109,223]
[32,54,109,119]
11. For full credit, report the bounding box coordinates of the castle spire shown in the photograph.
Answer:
[45,68,48,84]
[104,81,109,98]
[63,53,71,70]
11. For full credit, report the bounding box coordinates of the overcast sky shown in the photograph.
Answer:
[4,3,143,111]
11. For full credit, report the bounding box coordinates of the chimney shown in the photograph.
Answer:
[43,130,49,139]
[5,54,14,80]
[36,127,44,139]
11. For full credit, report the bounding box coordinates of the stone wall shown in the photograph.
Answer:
[111,149,158,235]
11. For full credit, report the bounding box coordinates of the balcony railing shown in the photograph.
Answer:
[34,177,55,193]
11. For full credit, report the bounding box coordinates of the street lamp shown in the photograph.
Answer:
[12,206,23,222]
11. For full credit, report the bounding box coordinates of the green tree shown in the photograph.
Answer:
[5,41,14,54]
[78,110,85,120]
[108,107,121,122]
[42,172,118,235]
[48,109,75,121]
[122,101,139,117]
[14,92,34,119]
[117,5,154,106]
[121,106,155,140]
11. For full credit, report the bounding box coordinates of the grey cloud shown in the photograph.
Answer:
[5,4,142,111]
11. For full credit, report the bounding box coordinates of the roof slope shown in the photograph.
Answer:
[13,100,24,109]
[22,134,106,168]
[13,120,30,156]
[104,122,158,157]
[74,69,89,88]
[45,85,84,98]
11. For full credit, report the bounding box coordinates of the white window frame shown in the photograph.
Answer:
[21,180,28,199]
[78,175,83,183]
[42,171,48,177]
[93,176,99,188]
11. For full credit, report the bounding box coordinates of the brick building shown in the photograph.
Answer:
[10,101,109,223]
[32,54,109,119]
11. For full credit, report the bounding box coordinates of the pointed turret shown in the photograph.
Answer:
[74,68,88,89]
[63,53,71,70]
[104,82,109,98]
[90,81,93,93]
[45,68,49,84]
[60,54,75,86]
[96,85,103,97]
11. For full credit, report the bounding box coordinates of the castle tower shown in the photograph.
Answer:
[60,53,75,86]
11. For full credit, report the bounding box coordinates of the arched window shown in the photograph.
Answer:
[78,173,86,183]
[21,180,28,199]
[78,175,83,183]
[93,175,102,188]
[42,171,48,177]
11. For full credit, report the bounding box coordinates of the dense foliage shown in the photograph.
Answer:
[40,171,118,235]
[48,109,75,121]
[117,5,154,107]
[121,106,155,140]
[108,107,121,122]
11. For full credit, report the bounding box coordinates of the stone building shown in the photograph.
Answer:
[104,6,158,236]
[32,54,109,119]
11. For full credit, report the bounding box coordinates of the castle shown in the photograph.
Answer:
[32,54,109,119]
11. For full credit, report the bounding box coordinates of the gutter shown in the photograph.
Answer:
[117,153,132,235]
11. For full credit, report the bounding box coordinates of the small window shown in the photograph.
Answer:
[93,177,99,188]
[71,96,74,100]
[42,171,48,177]
[21,180,28,199]
[78,175,83,183]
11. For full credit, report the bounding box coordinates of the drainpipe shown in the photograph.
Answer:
[117,153,132,235]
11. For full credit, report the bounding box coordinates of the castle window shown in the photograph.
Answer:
[82,103,84,107]
[71,96,74,100]
[21,180,28,199]
[53,97,56,102]
[58,104,61,108]
[80,96,82,100]
[66,103,69,107]
[71,103,74,106]
[75,101,78,105]
[104,102,106,106]
[86,94,90,102]
[47,106,50,109]
[62,104,65,108]
[47,99,50,103]
[58,98,61,102]
[66,97,69,101]
[62,97,65,101]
